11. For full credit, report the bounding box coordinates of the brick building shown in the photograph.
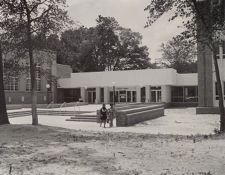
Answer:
[3,50,72,104]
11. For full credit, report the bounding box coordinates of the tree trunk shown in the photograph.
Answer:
[0,43,10,125]
[212,47,225,132]
[26,9,38,125]
[29,44,38,125]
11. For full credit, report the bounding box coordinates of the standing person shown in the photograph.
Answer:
[100,103,107,128]
[108,104,115,127]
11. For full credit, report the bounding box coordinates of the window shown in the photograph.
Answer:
[26,78,31,91]
[100,88,104,103]
[171,87,184,102]
[184,87,198,102]
[215,82,219,100]
[64,88,81,102]
[132,91,136,102]
[215,82,225,100]
[26,65,41,91]
[141,87,146,102]
[4,75,18,91]
[171,86,198,102]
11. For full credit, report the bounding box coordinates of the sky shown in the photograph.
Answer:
[66,0,184,61]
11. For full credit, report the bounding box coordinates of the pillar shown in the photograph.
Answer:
[136,86,141,103]
[95,87,100,104]
[161,85,171,103]
[104,87,110,104]
[80,87,86,102]
[145,85,150,103]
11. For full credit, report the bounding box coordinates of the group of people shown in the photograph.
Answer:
[99,103,115,128]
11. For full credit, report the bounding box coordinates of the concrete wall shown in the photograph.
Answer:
[197,42,213,107]
[116,105,164,127]
[196,107,220,114]
[176,74,198,86]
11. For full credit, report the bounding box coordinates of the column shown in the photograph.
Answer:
[104,87,110,104]
[95,87,100,104]
[80,87,86,102]
[145,85,150,103]
[161,85,171,103]
[136,86,141,103]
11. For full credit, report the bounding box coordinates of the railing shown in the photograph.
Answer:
[47,101,54,109]
[72,102,81,117]
[60,102,67,114]
[47,101,54,116]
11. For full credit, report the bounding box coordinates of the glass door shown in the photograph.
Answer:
[151,86,161,103]
[119,90,126,103]
[127,91,131,102]
[151,90,161,103]
[87,91,96,103]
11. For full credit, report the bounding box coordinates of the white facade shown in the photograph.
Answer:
[58,68,198,104]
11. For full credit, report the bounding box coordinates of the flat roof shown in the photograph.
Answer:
[58,68,197,88]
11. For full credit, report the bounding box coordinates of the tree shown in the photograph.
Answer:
[145,0,225,132]
[95,15,121,71]
[0,0,71,125]
[160,35,197,73]
[56,16,152,72]
[115,27,151,70]
[0,42,9,125]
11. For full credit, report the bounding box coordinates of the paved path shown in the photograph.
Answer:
[9,107,220,135]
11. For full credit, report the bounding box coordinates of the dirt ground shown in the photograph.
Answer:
[0,125,225,175]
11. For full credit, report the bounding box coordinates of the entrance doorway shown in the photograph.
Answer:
[151,86,161,103]
[110,90,137,103]
[87,88,96,103]
[119,90,126,103]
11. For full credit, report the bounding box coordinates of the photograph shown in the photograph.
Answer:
[0,0,224,174]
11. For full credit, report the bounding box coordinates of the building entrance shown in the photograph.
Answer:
[110,90,137,103]
[151,86,161,103]
[87,88,96,103]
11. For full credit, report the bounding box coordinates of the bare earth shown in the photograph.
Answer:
[0,125,225,175]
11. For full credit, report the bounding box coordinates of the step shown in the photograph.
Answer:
[70,117,97,120]
[66,118,97,122]
[70,115,97,119]
[8,113,31,118]
[7,111,96,118]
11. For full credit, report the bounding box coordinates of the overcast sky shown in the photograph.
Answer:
[67,0,184,61]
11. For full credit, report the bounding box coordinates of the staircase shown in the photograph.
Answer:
[8,110,97,123]
[66,114,97,122]
[8,111,32,118]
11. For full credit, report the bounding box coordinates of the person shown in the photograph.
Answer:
[107,103,115,127]
[100,103,107,128]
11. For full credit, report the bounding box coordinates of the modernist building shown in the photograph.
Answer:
[3,52,198,106]
[57,69,198,106]
[3,50,72,104]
